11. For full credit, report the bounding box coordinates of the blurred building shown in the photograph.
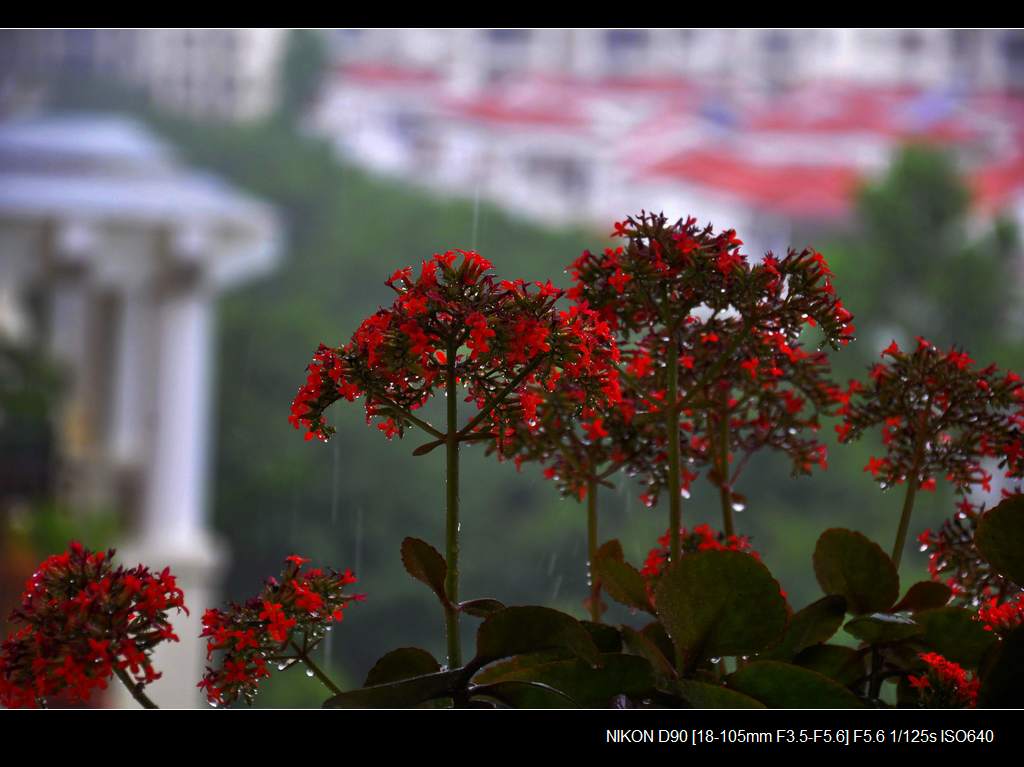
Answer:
[0,29,287,122]
[315,29,1024,257]
[0,113,280,706]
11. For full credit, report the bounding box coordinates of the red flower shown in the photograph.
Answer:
[199,555,361,707]
[0,543,185,708]
[911,653,978,708]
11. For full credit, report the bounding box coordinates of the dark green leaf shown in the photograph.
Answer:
[470,680,576,708]
[654,550,788,668]
[893,581,953,613]
[844,613,923,644]
[793,644,866,686]
[474,653,654,708]
[975,495,1024,586]
[595,538,624,562]
[364,647,441,687]
[641,621,675,665]
[323,669,461,709]
[582,621,622,653]
[459,598,505,618]
[979,624,1024,707]
[813,528,899,614]
[764,596,847,661]
[729,661,865,708]
[621,625,675,678]
[594,557,655,614]
[915,607,998,668]
[672,679,765,709]
[400,537,449,607]
[474,606,601,667]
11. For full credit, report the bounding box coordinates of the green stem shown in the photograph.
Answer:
[444,340,462,668]
[891,422,927,569]
[715,400,735,537]
[113,666,158,709]
[587,478,600,623]
[891,477,920,570]
[291,642,343,696]
[867,646,883,702]
[666,334,682,566]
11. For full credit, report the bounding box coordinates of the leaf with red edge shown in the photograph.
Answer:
[400,537,450,608]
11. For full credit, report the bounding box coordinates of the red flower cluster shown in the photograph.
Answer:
[977,592,1024,635]
[496,344,660,501]
[918,500,1019,607]
[569,213,849,511]
[198,555,361,707]
[569,212,853,346]
[289,250,621,445]
[640,524,759,579]
[837,338,1024,495]
[907,652,979,708]
[0,542,185,709]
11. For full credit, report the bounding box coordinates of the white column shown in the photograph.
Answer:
[116,270,225,709]
[143,286,211,543]
[109,289,151,467]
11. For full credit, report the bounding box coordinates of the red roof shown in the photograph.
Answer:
[336,63,441,86]
[441,94,590,131]
[642,150,863,218]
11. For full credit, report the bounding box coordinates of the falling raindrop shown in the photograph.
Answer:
[731,499,746,512]
[331,439,340,525]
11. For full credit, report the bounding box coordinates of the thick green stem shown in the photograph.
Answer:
[113,666,158,709]
[868,646,884,702]
[715,400,735,537]
[666,336,682,565]
[444,342,462,668]
[891,476,920,570]
[587,478,601,623]
[891,423,927,569]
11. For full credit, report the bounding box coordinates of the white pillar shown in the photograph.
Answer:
[109,290,151,467]
[143,285,211,543]
[115,273,225,709]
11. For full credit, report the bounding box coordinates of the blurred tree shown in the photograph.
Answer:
[276,29,328,124]
[827,145,1021,369]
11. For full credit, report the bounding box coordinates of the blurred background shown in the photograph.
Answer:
[1,28,1024,708]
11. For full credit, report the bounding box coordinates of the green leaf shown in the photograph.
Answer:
[582,621,622,653]
[729,661,866,708]
[641,621,675,665]
[400,537,450,607]
[813,528,899,614]
[793,644,866,686]
[975,495,1024,586]
[459,598,505,618]
[594,557,655,614]
[979,624,1024,707]
[621,626,675,678]
[844,613,923,644]
[470,680,576,708]
[364,647,441,687]
[764,596,847,661]
[654,550,788,668]
[474,653,655,708]
[323,669,461,709]
[672,679,765,709]
[915,607,998,668]
[595,538,624,562]
[474,606,601,667]
[893,581,953,613]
